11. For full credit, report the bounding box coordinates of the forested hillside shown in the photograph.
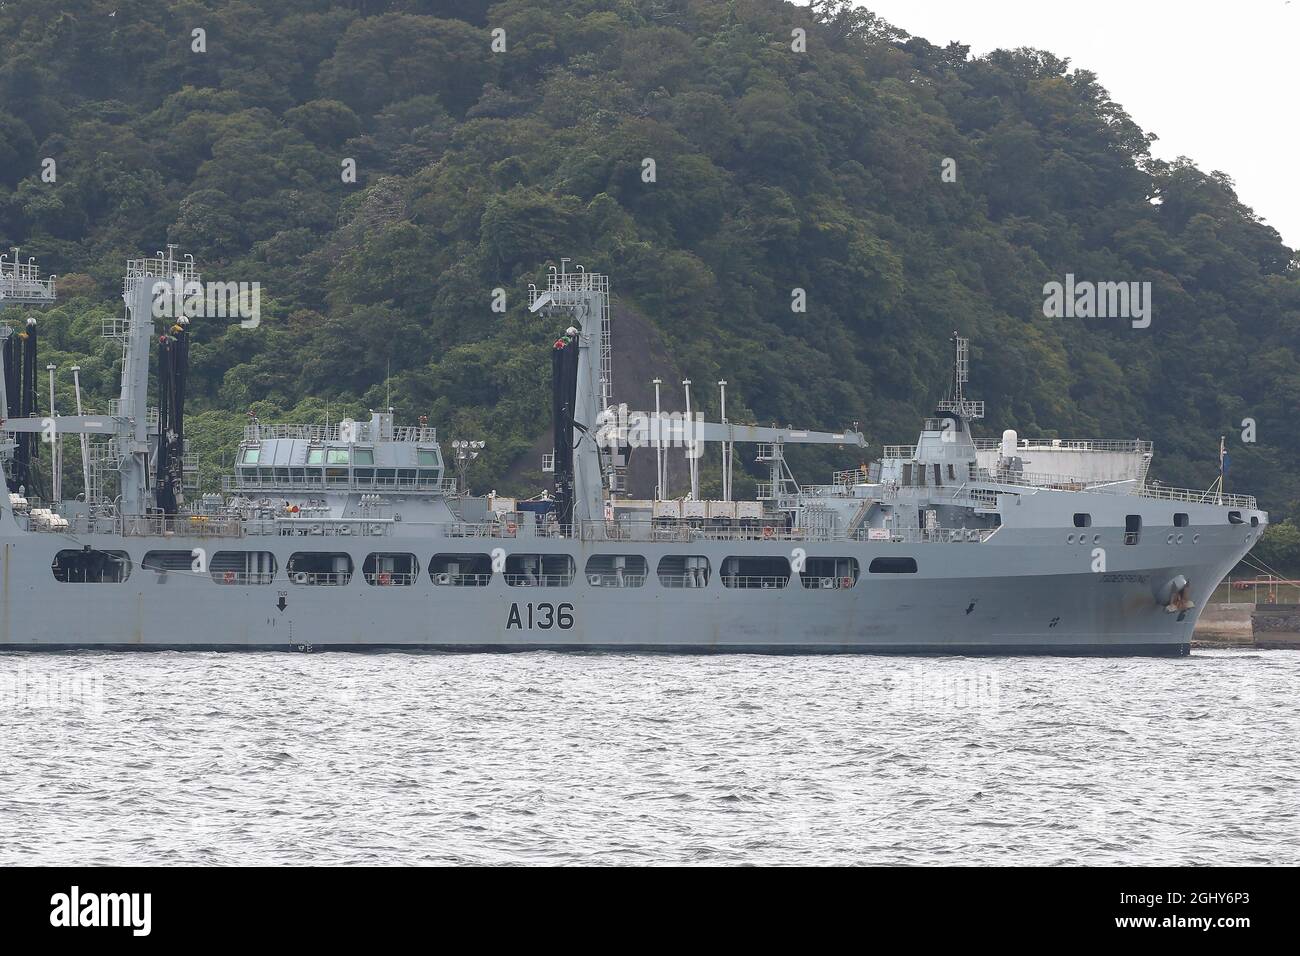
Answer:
[2,0,1298,531]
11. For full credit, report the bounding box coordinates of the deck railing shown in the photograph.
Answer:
[720,575,790,589]
[586,573,647,588]
[431,572,492,587]
[831,467,872,486]
[503,573,573,587]
[971,438,1153,453]
[242,423,439,443]
[363,571,417,586]
[119,515,244,537]
[212,571,275,585]
[657,574,712,588]
[288,570,351,586]
[1133,484,1256,509]
[223,474,458,494]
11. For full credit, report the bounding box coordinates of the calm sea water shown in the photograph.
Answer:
[1,649,1296,866]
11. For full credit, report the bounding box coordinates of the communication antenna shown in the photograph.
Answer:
[936,332,984,421]
[682,379,698,500]
[652,378,664,500]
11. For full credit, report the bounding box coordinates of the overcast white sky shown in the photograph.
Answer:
[860,0,1299,247]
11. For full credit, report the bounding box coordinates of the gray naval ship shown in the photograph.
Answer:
[0,249,1267,654]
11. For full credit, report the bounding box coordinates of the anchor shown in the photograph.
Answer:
[1159,574,1196,614]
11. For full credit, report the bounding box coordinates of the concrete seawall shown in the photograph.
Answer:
[1194,603,1300,649]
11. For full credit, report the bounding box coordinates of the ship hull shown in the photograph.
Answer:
[0,524,1255,655]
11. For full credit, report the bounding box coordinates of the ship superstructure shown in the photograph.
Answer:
[0,253,1266,654]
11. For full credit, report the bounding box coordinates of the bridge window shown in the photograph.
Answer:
[364,552,419,586]
[52,549,132,583]
[418,449,439,466]
[800,557,859,590]
[430,553,492,586]
[1124,515,1142,545]
[504,554,574,587]
[287,552,353,586]
[722,555,790,589]
[868,557,918,574]
[241,448,260,465]
[1073,513,1091,528]
[306,448,325,465]
[327,449,350,465]
[142,550,196,573]
[585,554,648,587]
[210,550,277,585]
[658,555,711,588]
[1174,513,1189,527]
[354,448,374,466]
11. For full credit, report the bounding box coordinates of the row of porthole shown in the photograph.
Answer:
[1067,533,1205,545]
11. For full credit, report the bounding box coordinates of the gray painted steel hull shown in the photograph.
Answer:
[0,523,1251,655]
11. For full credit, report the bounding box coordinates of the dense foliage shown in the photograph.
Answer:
[2,0,1297,555]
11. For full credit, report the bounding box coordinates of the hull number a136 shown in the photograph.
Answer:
[506,602,575,630]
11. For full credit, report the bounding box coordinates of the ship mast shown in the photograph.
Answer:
[1,248,197,517]
[936,333,984,423]
[115,246,198,516]
[529,262,612,525]
[0,249,57,495]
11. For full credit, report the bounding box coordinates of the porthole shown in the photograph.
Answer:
[1093,534,1101,544]
[1176,534,1184,545]
[1167,534,1174,544]
[1067,534,1075,544]
[1193,534,1200,544]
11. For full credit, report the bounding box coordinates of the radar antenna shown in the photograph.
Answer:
[935,332,984,421]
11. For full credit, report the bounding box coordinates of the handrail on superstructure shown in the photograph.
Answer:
[242,423,439,443]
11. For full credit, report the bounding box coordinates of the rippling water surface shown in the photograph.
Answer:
[1,649,1296,865]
